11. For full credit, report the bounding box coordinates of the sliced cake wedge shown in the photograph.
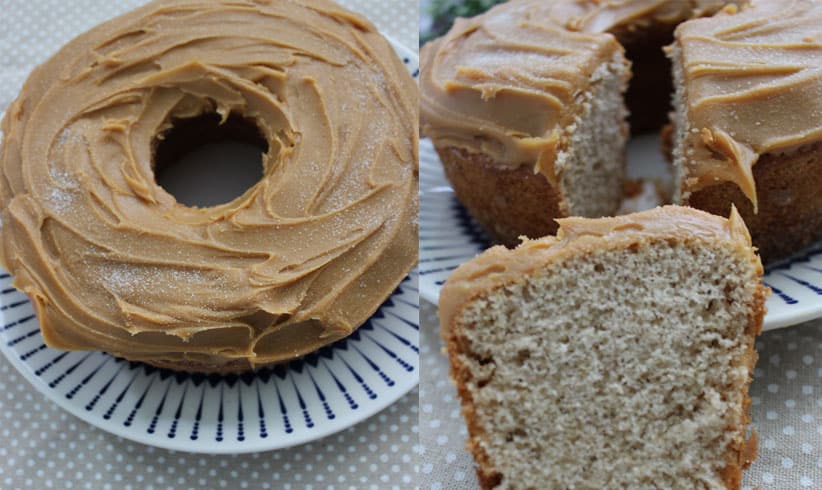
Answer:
[439,205,767,489]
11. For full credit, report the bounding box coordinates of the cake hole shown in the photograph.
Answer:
[154,112,268,207]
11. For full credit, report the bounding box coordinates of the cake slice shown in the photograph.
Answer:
[419,1,631,246]
[669,0,822,262]
[439,206,766,489]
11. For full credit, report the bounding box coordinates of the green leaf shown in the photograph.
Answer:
[421,0,508,44]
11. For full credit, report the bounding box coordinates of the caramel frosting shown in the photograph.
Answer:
[419,0,743,178]
[673,0,822,209]
[419,0,625,180]
[0,0,418,371]
[439,205,757,334]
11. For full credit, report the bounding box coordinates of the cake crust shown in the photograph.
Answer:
[438,147,564,247]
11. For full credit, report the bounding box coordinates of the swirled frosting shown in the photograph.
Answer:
[419,0,743,177]
[0,0,418,371]
[672,0,822,208]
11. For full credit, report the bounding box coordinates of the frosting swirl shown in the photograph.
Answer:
[0,0,418,371]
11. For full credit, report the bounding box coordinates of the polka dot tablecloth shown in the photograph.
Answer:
[0,1,418,490]
[420,300,822,489]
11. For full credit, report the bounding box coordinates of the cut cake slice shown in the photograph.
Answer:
[439,205,767,489]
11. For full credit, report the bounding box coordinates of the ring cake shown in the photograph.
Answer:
[421,0,821,262]
[0,0,418,372]
[420,0,743,247]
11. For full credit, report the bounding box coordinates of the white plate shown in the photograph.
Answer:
[0,40,420,454]
[419,137,822,331]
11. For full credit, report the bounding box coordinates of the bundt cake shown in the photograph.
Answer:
[0,0,419,372]
[420,0,745,247]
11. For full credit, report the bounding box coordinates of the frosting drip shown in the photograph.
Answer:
[0,0,418,370]
[674,0,822,208]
